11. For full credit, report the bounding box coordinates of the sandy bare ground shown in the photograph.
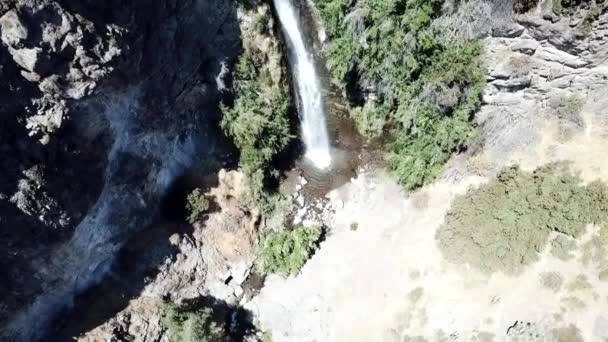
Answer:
[246,98,608,341]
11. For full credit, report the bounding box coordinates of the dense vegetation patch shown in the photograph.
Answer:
[436,164,608,274]
[186,188,210,224]
[314,0,485,189]
[257,225,322,276]
[222,5,293,210]
[161,302,224,342]
[161,298,256,342]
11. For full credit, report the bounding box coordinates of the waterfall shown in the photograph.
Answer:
[273,0,332,169]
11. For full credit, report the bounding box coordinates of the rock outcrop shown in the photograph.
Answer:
[61,169,262,341]
[479,0,608,160]
[0,0,242,340]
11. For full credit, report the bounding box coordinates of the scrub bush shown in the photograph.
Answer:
[258,225,322,276]
[186,188,209,224]
[314,0,485,189]
[436,163,608,274]
[162,302,224,342]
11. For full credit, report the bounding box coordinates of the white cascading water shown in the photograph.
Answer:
[273,0,332,169]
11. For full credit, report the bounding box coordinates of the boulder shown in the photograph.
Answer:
[0,10,28,45]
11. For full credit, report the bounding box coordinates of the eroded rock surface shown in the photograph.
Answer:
[67,169,262,342]
[0,0,242,340]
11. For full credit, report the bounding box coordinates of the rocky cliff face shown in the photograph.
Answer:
[478,0,608,162]
[0,0,242,340]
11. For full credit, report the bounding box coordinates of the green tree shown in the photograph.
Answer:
[162,302,224,342]
[314,0,485,190]
[186,188,209,224]
[221,44,293,210]
[258,226,322,276]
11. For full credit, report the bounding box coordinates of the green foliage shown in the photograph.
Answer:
[550,234,577,261]
[221,45,293,209]
[314,0,485,189]
[161,302,224,342]
[436,163,608,274]
[258,225,322,276]
[315,0,354,37]
[186,188,209,224]
[351,101,390,139]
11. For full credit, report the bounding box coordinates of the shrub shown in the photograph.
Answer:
[351,101,390,140]
[436,163,608,274]
[221,13,293,210]
[314,0,485,190]
[257,225,322,276]
[186,188,209,224]
[161,302,224,342]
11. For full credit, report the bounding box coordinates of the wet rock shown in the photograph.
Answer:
[296,194,305,207]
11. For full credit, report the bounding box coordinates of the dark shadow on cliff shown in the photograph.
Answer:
[48,168,256,340]
[48,220,188,341]
[0,41,111,326]
[47,158,247,341]
[18,0,249,340]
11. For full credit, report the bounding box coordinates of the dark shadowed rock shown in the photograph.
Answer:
[0,0,242,340]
